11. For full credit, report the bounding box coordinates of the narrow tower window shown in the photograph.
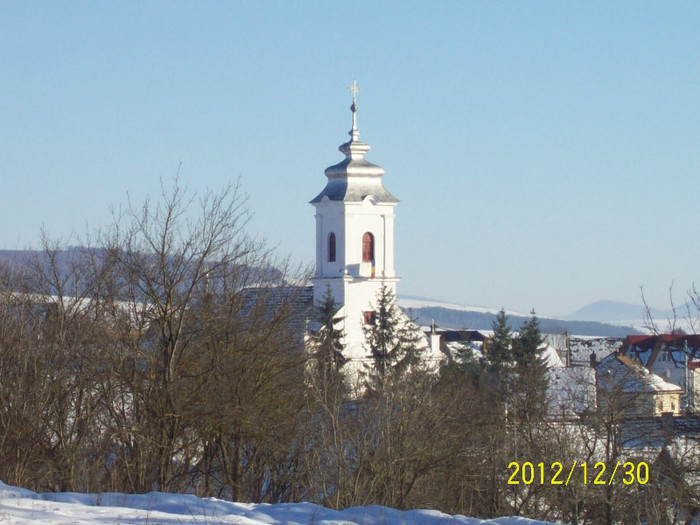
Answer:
[362,232,374,262]
[328,232,336,262]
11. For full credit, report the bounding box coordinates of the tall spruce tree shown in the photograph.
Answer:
[487,309,513,374]
[311,285,347,387]
[512,310,546,370]
[363,286,423,391]
[511,310,549,420]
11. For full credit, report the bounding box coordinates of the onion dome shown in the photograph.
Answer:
[311,81,398,204]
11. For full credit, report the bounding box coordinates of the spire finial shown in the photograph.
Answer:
[348,80,360,140]
[349,80,360,106]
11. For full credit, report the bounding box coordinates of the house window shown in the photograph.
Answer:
[362,232,374,262]
[328,232,336,262]
[364,311,376,325]
[659,401,664,412]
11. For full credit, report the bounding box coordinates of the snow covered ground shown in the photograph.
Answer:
[0,481,553,524]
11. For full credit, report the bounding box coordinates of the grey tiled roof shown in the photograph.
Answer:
[238,285,315,344]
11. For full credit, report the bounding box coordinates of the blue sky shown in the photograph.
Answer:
[2,2,699,316]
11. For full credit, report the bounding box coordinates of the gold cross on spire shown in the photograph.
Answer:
[348,80,360,105]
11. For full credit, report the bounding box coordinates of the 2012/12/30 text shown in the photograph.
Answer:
[507,461,649,486]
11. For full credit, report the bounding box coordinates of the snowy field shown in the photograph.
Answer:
[0,482,553,524]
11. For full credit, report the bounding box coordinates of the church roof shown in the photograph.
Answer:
[310,83,398,204]
[310,174,398,204]
[239,285,315,345]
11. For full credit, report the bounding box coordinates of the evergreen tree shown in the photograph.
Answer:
[311,285,347,385]
[511,310,549,420]
[512,310,548,371]
[486,309,513,374]
[363,286,423,391]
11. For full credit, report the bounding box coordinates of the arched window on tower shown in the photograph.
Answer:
[362,232,374,263]
[328,232,336,262]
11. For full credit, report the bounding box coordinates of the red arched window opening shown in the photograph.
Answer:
[362,232,374,262]
[328,232,336,262]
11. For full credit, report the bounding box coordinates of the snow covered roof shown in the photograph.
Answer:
[566,336,622,365]
[541,342,565,368]
[597,354,684,394]
[547,366,596,416]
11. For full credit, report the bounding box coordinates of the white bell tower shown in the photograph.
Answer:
[310,82,400,365]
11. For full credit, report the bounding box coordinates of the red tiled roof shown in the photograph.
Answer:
[624,335,657,350]
[625,333,700,350]
[658,333,700,344]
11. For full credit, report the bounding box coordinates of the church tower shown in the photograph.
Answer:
[310,82,400,364]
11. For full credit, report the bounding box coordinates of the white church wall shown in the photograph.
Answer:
[314,200,345,280]
[343,202,394,276]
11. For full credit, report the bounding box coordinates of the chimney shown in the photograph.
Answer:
[589,351,597,368]
[429,320,441,355]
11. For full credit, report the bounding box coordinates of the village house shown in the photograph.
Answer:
[620,334,700,414]
[596,352,684,418]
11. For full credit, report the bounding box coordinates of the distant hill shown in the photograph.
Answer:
[398,297,643,337]
[0,248,285,297]
[564,299,670,324]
